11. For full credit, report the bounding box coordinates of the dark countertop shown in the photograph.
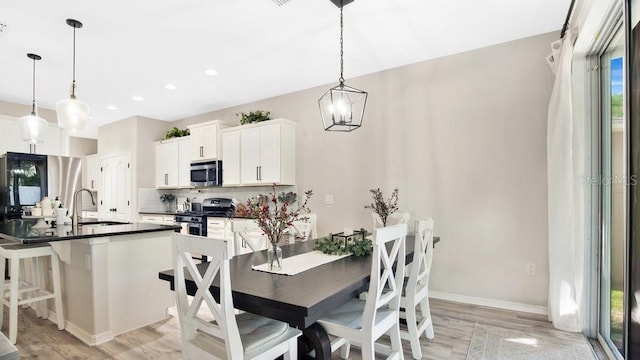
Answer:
[138,211,176,215]
[0,219,180,244]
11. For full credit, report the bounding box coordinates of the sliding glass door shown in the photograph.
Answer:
[600,24,626,358]
[628,1,640,357]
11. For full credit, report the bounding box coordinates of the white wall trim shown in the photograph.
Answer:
[430,291,548,316]
[49,311,113,346]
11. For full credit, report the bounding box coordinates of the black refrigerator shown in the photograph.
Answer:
[0,152,83,221]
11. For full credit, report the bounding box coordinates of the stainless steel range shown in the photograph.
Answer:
[174,197,235,237]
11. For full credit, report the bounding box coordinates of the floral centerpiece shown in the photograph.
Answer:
[235,185,312,270]
[364,188,398,226]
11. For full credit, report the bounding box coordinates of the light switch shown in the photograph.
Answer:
[324,195,334,205]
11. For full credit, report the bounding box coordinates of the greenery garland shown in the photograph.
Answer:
[313,230,373,256]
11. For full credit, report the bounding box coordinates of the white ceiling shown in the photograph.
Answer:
[0,0,570,139]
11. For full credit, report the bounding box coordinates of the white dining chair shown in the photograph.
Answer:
[173,233,301,359]
[317,223,407,360]
[400,218,435,359]
[231,219,267,256]
[288,213,317,242]
[372,211,410,230]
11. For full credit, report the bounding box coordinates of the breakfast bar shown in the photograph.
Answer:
[0,219,180,345]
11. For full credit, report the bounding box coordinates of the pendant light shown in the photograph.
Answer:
[19,53,48,147]
[56,18,90,132]
[318,0,367,132]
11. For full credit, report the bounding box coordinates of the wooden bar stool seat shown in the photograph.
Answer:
[0,243,64,344]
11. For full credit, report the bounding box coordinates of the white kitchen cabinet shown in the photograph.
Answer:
[99,154,131,221]
[207,218,266,256]
[82,154,101,191]
[237,227,268,255]
[81,211,98,219]
[221,129,241,186]
[239,119,296,186]
[206,218,231,240]
[188,120,229,162]
[155,137,191,189]
[140,214,175,225]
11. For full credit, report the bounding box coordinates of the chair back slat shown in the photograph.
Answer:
[407,219,434,297]
[231,219,266,254]
[173,233,243,358]
[290,213,317,241]
[363,223,407,327]
[372,211,410,230]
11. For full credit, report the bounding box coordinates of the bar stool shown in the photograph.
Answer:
[0,242,64,344]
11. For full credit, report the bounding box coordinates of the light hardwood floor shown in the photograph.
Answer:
[9,298,600,359]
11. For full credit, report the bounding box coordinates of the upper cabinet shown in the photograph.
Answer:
[155,136,192,189]
[222,118,295,187]
[221,129,241,187]
[188,120,229,162]
[82,154,101,191]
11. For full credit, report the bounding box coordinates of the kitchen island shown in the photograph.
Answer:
[0,219,180,345]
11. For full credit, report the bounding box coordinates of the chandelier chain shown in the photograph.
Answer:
[339,0,344,85]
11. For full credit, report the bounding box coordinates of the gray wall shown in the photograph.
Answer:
[172,32,555,307]
[98,116,168,220]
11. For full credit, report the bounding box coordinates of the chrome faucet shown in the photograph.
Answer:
[72,188,96,228]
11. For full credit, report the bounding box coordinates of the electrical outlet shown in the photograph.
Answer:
[525,262,536,276]
[324,195,334,205]
[85,254,91,270]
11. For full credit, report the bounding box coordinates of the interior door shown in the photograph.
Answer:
[99,157,114,220]
[113,155,131,221]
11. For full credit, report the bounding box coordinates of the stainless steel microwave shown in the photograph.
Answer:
[190,161,222,187]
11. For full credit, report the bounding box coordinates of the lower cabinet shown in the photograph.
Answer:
[206,218,266,256]
[140,214,175,225]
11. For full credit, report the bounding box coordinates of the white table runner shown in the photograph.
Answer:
[252,250,350,276]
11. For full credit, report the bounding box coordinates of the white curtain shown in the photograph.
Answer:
[546,32,584,332]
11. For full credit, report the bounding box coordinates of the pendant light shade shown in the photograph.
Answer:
[19,53,48,144]
[56,18,89,131]
[318,0,367,132]
[56,98,90,131]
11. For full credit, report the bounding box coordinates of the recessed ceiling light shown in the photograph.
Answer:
[106,105,118,111]
[132,96,144,101]
[205,68,218,76]
[164,83,176,90]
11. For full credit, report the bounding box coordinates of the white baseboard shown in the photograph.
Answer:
[429,290,548,315]
[48,310,113,346]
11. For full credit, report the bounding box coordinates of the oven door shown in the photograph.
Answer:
[188,222,205,236]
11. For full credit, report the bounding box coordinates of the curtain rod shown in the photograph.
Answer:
[560,0,576,39]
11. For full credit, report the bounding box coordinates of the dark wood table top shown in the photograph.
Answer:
[158,235,439,329]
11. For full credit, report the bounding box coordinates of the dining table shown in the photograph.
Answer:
[158,234,439,359]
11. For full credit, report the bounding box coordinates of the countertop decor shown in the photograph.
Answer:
[314,229,372,256]
[234,184,312,270]
[237,110,271,125]
[162,126,190,140]
[364,188,399,227]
